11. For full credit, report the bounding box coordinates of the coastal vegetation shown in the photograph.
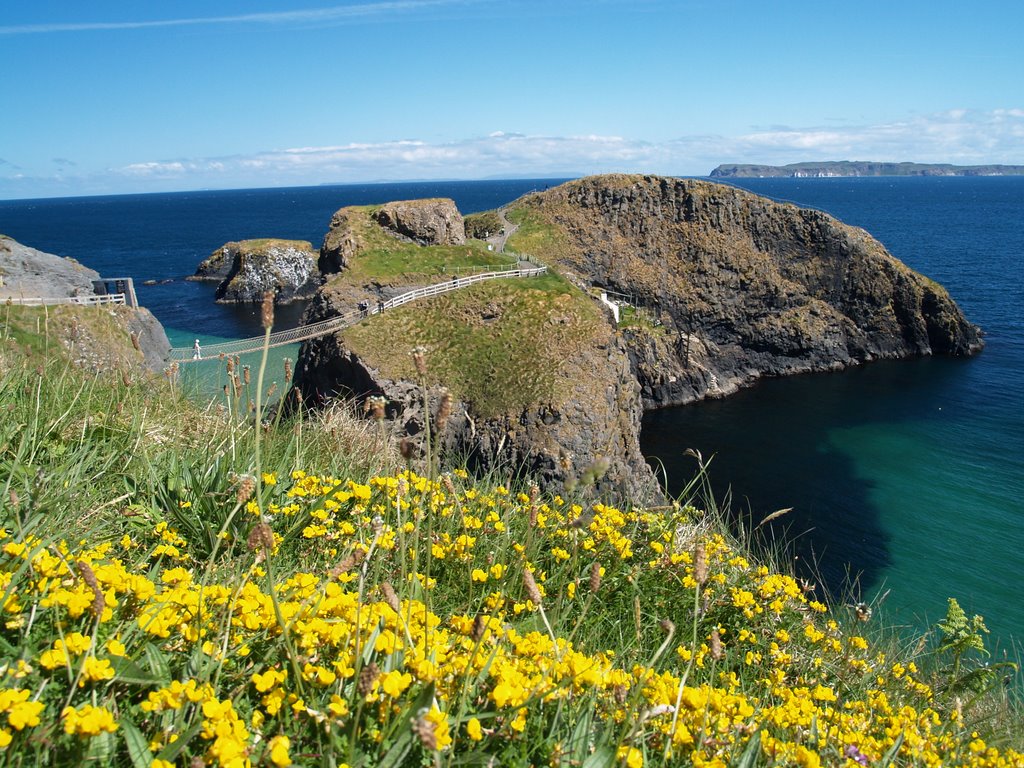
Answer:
[0,304,1021,767]
[462,212,503,241]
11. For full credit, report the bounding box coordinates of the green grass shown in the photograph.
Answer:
[1,303,148,370]
[342,272,603,417]
[234,238,314,251]
[505,204,572,261]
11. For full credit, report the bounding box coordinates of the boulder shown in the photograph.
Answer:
[373,199,466,246]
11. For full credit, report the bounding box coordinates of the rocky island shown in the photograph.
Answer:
[289,175,982,502]
[710,161,1024,178]
[190,238,320,303]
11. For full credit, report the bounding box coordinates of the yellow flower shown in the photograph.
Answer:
[328,695,349,718]
[379,670,412,698]
[617,745,643,768]
[262,472,277,486]
[252,668,287,693]
[7,699,44,731]
[811,685,837,702]
[38,646,68,670]
[268,734,291,766]
[80,657,116,686]
[62,704,118,736]
[64,633,92,655]
[105,638,127,657]
[424,706,452,749]
[509,707,527,733]
[466,717,483,741]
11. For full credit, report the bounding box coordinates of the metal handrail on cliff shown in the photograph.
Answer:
[167,261,548,363]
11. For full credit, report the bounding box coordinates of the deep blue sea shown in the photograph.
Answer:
[2,176,1021,655]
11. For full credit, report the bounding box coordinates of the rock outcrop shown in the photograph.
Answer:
[512,175,983,408]
[0,235,100,298]
[373,199,466,246]
[319,209,363,275]
[191,239,320,303]
[294,287,662,504]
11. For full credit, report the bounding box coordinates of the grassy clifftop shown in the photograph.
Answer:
[303,201,609,420]
[342,272,604,418]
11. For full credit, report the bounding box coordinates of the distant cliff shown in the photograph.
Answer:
[1,235,170,372]
[710,161,1024,178]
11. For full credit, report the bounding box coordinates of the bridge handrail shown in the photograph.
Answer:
[3,293,127,307]
[168,261,547,362]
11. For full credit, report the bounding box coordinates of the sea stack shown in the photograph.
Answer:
[191,239,321,303]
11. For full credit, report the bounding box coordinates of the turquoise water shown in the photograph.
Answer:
[164,326,299,405]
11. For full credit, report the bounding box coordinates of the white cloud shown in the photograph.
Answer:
[3,108,1022,198]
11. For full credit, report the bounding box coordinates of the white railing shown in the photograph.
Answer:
[4,293,127,307]
[169,262,547,363]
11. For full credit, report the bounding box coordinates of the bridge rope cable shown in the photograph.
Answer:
[169,262,547,363]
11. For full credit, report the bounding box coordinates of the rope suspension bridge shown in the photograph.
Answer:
[168,260,547,363]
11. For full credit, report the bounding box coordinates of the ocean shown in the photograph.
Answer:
[2,176,1021,655]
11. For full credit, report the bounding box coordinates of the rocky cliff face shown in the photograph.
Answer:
[514,175,982,408]
[1,236,171,372]
[192,239,320,303]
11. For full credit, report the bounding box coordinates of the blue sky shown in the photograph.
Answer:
[2,0,1021,199]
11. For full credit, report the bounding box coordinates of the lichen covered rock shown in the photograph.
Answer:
[0,235,100,298]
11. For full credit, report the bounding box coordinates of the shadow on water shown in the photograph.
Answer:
[640,355,973,602]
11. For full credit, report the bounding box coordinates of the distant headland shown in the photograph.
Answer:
[709,161,1024,178]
